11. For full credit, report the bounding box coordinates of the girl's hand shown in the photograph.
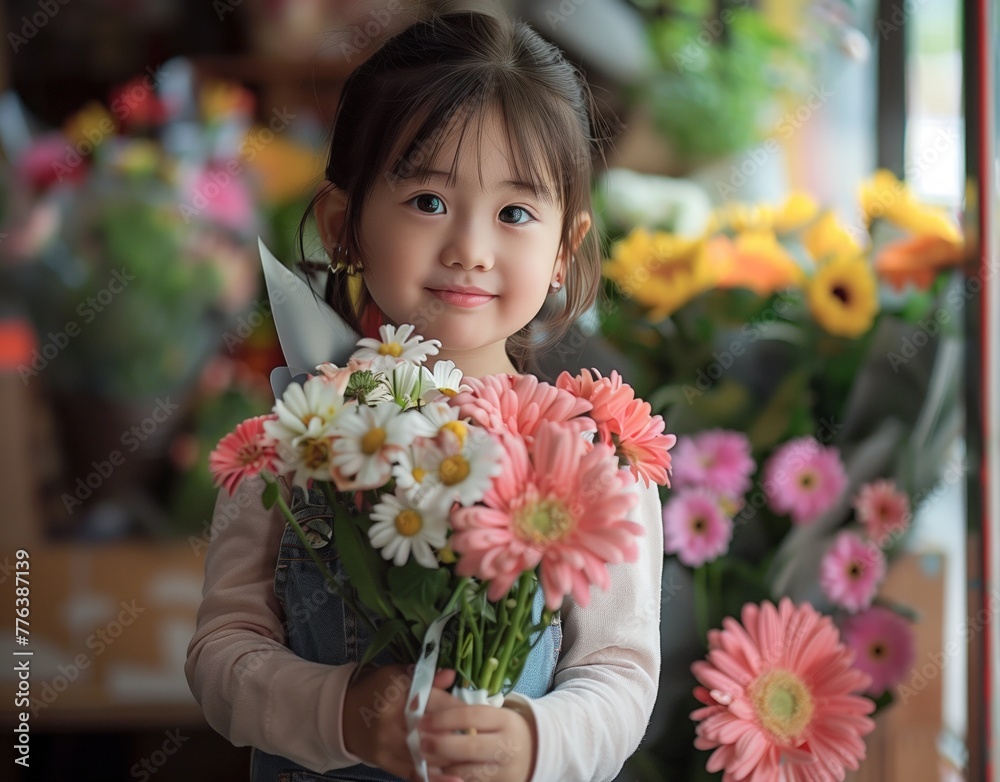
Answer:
[342,663,456,779]
[417,697,537,782]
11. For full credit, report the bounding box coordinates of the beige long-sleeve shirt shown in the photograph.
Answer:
[185,473,664,781]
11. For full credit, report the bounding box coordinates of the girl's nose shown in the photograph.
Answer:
[440,221,495,270]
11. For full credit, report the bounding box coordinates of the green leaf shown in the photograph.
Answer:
[333,515,394,619]
[357,619,411,669]
[746,368,810,451]
[387,559,450,627]
[261,480,279,510]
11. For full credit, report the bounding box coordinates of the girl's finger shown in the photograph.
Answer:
[420,703,507,734]
[432,668,457,689]
[423,687,465,713]
[420,730,495,766]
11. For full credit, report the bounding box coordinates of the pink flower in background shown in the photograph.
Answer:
[840,606,916,696]
[691,598,875,781]
[663,489,733,567]
[671,430,755,499]
[820,531,887,613]
[209,414,279,495]
[854,479,911,547]
[187,166,256,233]
[450,421,641,611]
[763,436,847,524]
[450,373,595,445]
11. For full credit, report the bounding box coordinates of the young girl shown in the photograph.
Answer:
[186,11,664,782]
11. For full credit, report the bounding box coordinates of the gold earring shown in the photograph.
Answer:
[330,244,363,275]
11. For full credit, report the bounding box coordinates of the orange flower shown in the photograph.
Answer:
[707,232,804,296]
[875,234,965,290]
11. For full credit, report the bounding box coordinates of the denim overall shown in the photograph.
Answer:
[251,486,562,782]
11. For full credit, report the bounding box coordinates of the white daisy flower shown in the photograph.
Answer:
[351,323,441,373]
[385,361,437,408]
[331,402,433,488]
[392,438,439,495]
[412,428,503,508]
[424,359,471,400]
[416,401,471,450]
[263,376,349,486]
[369,488,450,569]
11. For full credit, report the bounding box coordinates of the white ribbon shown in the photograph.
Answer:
[405,608,459,782]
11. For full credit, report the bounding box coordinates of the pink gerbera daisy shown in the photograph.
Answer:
[763,437,848,524]
[449,421,642,611]
[820,531,887,613]
[854,479,911,548]
[840,606,916,696]
[556,367,633,422]
[449,373,596,445]
[691,598,875,782]
[663,489,733,567]
[209,415,279,495]
[671,430,755,499]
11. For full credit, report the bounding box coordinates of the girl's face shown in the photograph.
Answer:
[356,109,589,377]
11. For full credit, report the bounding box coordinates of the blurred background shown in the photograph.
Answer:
[0,0,988,780]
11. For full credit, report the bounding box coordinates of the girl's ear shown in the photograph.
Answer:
[315,184,349,258]
[555,210,593,281]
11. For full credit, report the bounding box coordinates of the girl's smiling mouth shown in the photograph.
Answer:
[426,287,498,308]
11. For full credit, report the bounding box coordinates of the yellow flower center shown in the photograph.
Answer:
[515,499,575,545]
[394,509,422,537]
[440,420,468,447]
[302,438,329,470]
[361,427,386,454]
[439,455,470,485]
[440,387,458,398]
[437,544,457,564]
[378,342,403,357]
[750,669,815,742]
[412,466,426,483]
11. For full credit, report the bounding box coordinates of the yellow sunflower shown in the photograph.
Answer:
[803,212,863,264]
[859,169,961,242]
[805,254,879,337]
[64,102,116,150]
[773,192,820,234]
[604,228,713,320]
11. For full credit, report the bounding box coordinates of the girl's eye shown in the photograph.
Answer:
[411,194,445,214]
[499,205,534,224]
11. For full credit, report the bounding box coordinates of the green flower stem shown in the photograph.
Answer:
[264,477,379,638]
[456,610,468,687]
[694,564,710,646]
[490,572,534,695]
[461,597,484,683]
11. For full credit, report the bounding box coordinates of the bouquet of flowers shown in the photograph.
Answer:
[208,323,676,710]
[597,169,964,780]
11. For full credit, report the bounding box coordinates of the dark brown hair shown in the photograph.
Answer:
[300,10,614,375]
